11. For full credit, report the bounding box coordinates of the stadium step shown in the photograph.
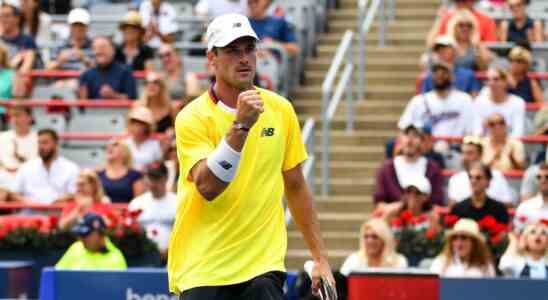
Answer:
[294,98,409,114]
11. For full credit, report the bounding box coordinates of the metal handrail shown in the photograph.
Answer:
[357,0,382,102]
[321,30,354,196]
[285,118,316,225]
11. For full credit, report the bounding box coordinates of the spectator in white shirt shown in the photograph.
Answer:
[11,128,79,204]
[129,163,177,258]
[139,0,178,48]
[448,136,515,205]
[499,222,548,279]
[0,105,37,181]
[430,218,495,277]
[195,0,247,18]
[124,107,162,171]
[399,60,475,137]
[340,218,408,276]
[514,163,548,231]
[474,67,526,137]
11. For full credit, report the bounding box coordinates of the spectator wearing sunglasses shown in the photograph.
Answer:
[507,46,544,104]
[448,136,515,206]
[430,218,495,277]
[136,72,175,134]
[481,112,526,172]
[115,11,155,72]
[474,67,526,137]
[450,162,511,223]
[499,0,543,43]
[340,218,407,276]
[499,222,548,278]
[515,163,548,226]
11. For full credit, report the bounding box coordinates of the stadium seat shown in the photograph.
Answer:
[31,86,76,100]
[68,114,126,133]
[61,147,105,168]
[34,114,67,133]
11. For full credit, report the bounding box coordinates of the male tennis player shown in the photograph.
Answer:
[168,13,335,299]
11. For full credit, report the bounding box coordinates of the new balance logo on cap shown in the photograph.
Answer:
[219,160,233,170]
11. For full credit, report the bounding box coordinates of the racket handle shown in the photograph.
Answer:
[304,260,315,279]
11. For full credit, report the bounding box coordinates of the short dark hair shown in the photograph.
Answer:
[38,128,59,143]
[539,162,548,172]
[468,162,492,181]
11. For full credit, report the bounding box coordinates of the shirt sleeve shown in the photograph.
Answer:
[421,74,433,93]
[373,165,388,203]
[175,108,216,181]
[11,165,26,194]
[520,165,539,198]
[281,19,297,43]
[398,95,422,130]
[339,253,359,277]
[79,70,90,88]
[66,164,80,194]
[282,101,308,171]
[462,97,476,135]
[447,175,458,202]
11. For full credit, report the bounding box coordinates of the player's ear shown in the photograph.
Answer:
[207,49,217,69]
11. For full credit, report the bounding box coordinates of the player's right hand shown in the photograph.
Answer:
[235,90,263,129]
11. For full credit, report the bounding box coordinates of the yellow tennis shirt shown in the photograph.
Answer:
[168,87,307,294]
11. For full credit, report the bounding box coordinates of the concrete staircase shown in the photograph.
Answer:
[285,0,439,270]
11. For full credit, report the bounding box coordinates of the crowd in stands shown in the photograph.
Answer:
[351,0,548,280]
[0,0,305,267]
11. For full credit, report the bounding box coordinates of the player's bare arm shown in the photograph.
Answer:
[191,90,264,200]
[283,164,336,292]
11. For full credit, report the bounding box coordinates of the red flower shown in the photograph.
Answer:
[490,232,505,245]
[48,215,58,229]
[129,209,142,219]
[518,215,528,223]
[417,214,428,223]
[130,223,141,234]
[400,211,413,224]
[391,218,403,228]
[478,215,497,230]
[490,222,508,235]
[114,229,124,238]
[444,214,459,227]
[151,228,158,237]
[541,219,548,226]
[425,228,435,240]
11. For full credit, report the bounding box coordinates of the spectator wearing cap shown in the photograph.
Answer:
[115,11,155,72]
[78,36,138,100]
[47,8,93,71]
[450,162,510,224]
[195,0,247,18]
[0,105,37,180]
[445,9,493,70]
[139,0,177,48]
[379,175,433,222]
[401,60,475,138]
[474,67,526,137]
[56,213,127,270]
[340,218,408,276]
[374,125,444,206]
[136,72,175,134]
[98,139,145,203]
[507,46,544,103]
[247,0,300,57]
[481,112,526,172]
[515,163,548,227]
[11,128,79,204]
[421,36,481,97]
[58,169,116,231]
[0,0,37,72]
[430,218,495,277]
[129,163,176,258]
[448,136,515,205]
[499,0,543,44]
[427,0,497,46]
[387,124,446,169]
[124,107,162,171]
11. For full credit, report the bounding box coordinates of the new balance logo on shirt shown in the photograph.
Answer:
[261,128,275,137]
[219,161,233,170]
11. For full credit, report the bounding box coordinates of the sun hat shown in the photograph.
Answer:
[128,106,155,127]
[205,13,259,51]
[446,218,486,243]
[119,11,144,31]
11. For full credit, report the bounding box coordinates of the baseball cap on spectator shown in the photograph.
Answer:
[146,163,168,180]
[119,11,144,31]
[205,13,259,51]
[1,0,20,10]
[128,107,155,131]
[68,8,91,25]
[403,124,426,137]
[72,213,106,237]
[433,35,456,50]
[431,59,452,72]
[402,175,431,194]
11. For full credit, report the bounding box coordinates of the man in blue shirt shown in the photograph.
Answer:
[421,36,481,97]
[247,0,299,57]
[0,1,37,72]
[78,36,137,100]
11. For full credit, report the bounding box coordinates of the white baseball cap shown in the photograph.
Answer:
[205,13,259,52]
[68,8,91,25]
[1,0,20,10]
[402,175,431,195]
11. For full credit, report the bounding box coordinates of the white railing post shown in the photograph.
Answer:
[321,90,330,196]
[379,0,386,47]
[346,42,354,133]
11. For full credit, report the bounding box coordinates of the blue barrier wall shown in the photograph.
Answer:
[39,268,548,300]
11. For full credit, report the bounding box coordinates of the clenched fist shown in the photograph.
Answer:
[235,90,264,129]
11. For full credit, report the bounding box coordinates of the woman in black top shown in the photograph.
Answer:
[115,11,154,71]
[136,71,175,134]
[499,0,543,43]
[507,46,544,103]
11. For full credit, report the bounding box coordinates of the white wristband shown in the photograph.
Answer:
[206,139,241,183]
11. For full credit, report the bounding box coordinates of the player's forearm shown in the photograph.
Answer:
[286,182,329,262]
[194,126,249,200]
